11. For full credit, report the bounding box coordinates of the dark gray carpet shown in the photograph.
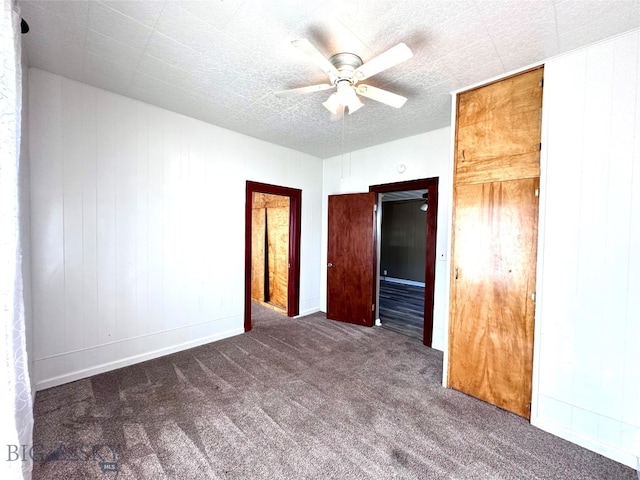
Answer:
[32,304,636,479]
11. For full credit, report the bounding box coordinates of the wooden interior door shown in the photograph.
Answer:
[449,178,539,418]
[327,193,376,326]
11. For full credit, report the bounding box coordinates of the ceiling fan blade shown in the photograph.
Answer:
[353,43,413,81]
[292,39,339,79]
[356,85,408,108]
[275,84,334,98]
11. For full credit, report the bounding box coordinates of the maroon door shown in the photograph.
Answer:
[327,193,376,326]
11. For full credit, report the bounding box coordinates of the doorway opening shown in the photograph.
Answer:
[369,178,438,347]
[245,181,301,332]
[378,192,427,340]
[251,192,290,313]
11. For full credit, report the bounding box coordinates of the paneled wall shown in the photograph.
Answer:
[28,68,322,390]
[532,30,640,467]
[321,127,451,350]
[20,57,34,394]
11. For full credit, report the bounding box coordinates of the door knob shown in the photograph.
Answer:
[327,263,334,267]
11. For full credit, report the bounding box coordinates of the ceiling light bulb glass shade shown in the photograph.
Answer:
[322,92,342,115]
[336,82,363,114]
[322,82,364,115]
[335,81,353,102]
[346,95,364,114]
[420,203,428,212]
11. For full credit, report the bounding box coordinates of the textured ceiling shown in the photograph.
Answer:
[18,0,640,159]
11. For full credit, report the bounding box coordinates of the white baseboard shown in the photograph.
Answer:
[34,325,244,391]
[296,307,321,318]
[382,277,426,287]
[531,415,639,470]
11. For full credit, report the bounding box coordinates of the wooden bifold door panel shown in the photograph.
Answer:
[448,67,543,419]
[455,67,543,185]
[449,178,539,418]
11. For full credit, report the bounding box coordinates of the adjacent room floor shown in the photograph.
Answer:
[31,304,636,479]
[379,279,425,341]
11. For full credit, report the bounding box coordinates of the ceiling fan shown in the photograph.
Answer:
[276,39,413,117]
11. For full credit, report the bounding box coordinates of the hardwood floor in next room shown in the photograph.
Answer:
[379,280,424,341]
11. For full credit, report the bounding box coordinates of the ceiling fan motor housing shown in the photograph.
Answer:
[328,52,363,84]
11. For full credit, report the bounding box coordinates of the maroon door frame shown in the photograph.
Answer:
[369,177,439,347]
[245,181,302,332]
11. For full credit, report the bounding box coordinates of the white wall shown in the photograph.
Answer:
[531,30,640,468]
[321,127,452,351]
[29,68,323,390]
[20,48,34,396]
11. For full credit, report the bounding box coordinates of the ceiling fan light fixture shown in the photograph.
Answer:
[336,81,363,114]
[280,39,414,117]
[322,92,341,115]
[344,91,364,114]
[346,98,364,114]
[420,192,429,211]
[323,83,364,115]
[335,81,353,101]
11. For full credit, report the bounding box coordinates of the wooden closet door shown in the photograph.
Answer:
[449,67,543,419]
[455,67,543,185]
[449,178,539,418]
